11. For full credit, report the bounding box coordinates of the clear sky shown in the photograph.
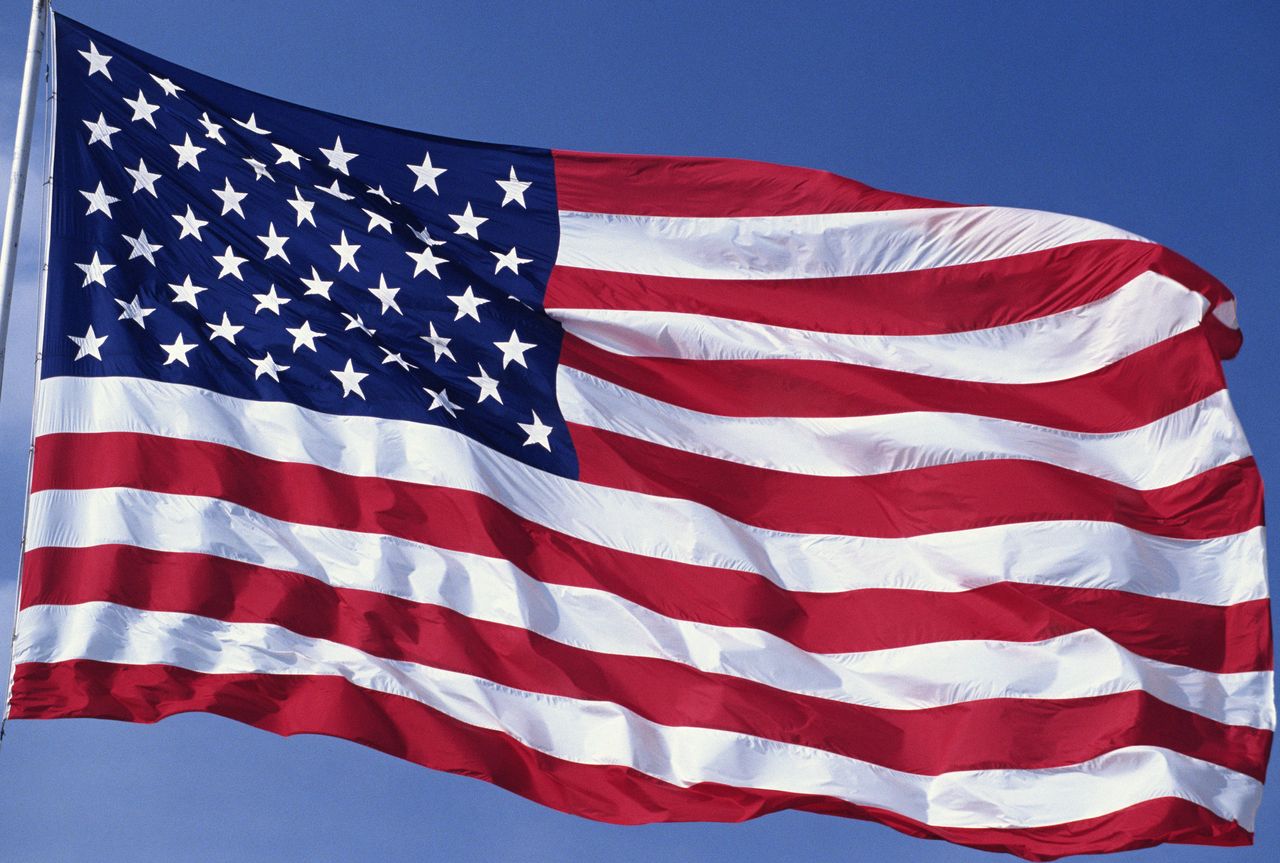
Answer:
[0,1,1275,860]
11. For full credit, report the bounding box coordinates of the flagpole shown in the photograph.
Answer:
[0,0,49,746]
[0,0,50,403]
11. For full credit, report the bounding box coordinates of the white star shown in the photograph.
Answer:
[518,411,553,451]
[406,151,446,193]
[212,245,249,280]
[286,320,326,352]
[406,244,447,279]
[243,157,274,182]
[160,332,198,366]
[233,113,270,135]
[468,364,502,404]
[122,229,163,266]
[123,89,159,127]
[447,285,490,322]
[171,134,206,170]
[253,284,291,315]
[257,222,291,263]
[300,266,333,300]
[212,177,247,218]
[79,42,113,79]
[150,74,184,98]
[80,182,120,218]
[369,273,402,315]
[125,159,162,197]
[167,275,206,308]
[315,179,354,200]
[410,225,446,246]
[448,202,488,239]
[114,294,155,329]
[342,312,376,338]
[250,352,290,382]
[75,251,115,287]
[362,208,392,234]
[494,330,536,368]
[287,186,316,227]
[492,246,532,275]
[367,185,397,206]
[497,166,532,208]
[69,325,107,361]
[331,360,368,399]
[207,312,244,344]
[320,136,359,175]
[83,113,121,149]
[380,347,417,370]
[199,112,225,144]
[420,321,455,362]
[424,387,463,418]
[271,143,304,169]
[330,230,360,272]
[172,205,209,240]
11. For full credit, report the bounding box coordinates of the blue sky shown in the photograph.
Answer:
[0,1,1275,860]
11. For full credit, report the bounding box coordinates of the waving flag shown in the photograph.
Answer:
[5,13,1270,860]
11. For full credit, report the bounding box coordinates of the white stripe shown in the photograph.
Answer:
[1213,299,1239,329]
[556,206,1147,280]
[28,487,1272,728]
[551,271,1208,384]
[558,367,1250,490]
[13,602,1263,831]
[35,376,1269,605]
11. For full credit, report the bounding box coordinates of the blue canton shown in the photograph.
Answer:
[46,14,573,477]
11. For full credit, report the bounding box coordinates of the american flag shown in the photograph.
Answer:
[5,13,1271,860]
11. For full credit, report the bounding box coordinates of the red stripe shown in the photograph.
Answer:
[20,544,1271,778]
[546,241,1233,337]
[37,430,1263,543]
[569,424,1262,539]
[559,328,1226,430]
[1204,310,1243,360]
[30,432,1268,671]
[8,661,1256,860]
[552,150,955,216]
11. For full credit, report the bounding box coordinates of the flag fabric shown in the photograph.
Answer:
[5,13,1271,860]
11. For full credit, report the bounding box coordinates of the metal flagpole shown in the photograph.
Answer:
[0,0,51,746]
[0,0,51,402]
